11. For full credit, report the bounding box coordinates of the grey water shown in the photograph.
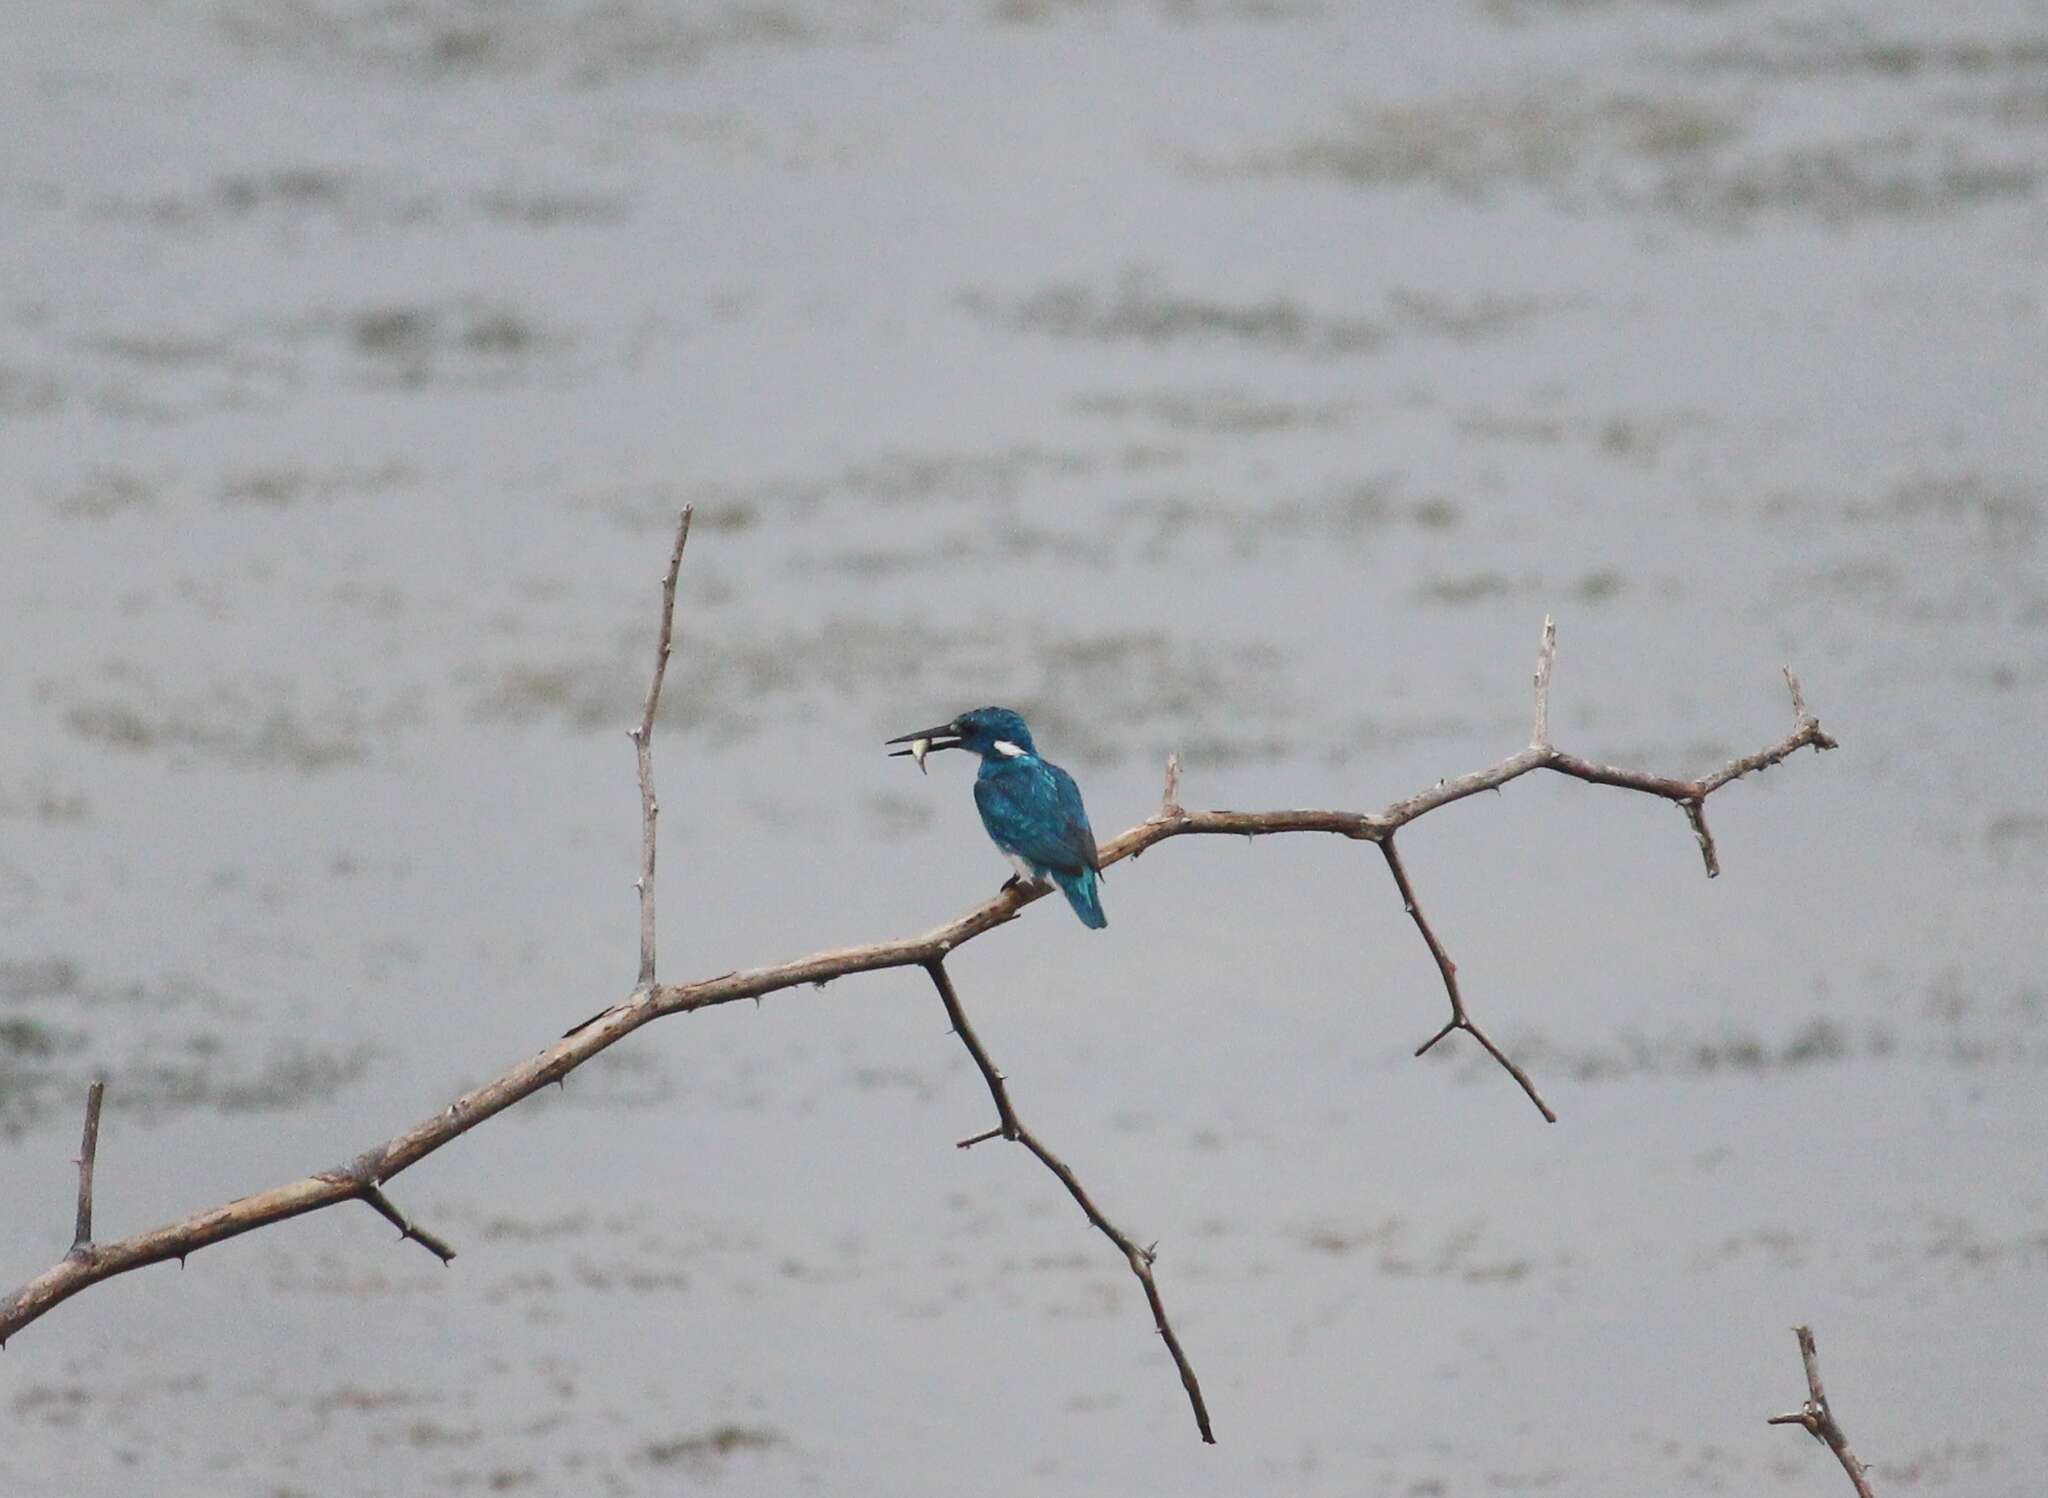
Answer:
[3,1,2045,1492]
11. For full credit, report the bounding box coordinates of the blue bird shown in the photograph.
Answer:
[886,707,1107,929]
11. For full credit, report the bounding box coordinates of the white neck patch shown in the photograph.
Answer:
[992,739,1026,758]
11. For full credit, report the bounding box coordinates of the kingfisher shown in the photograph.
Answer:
[886,707,1107,929]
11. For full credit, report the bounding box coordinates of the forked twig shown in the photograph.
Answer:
[926,958,1214,1444]
[1532,648,1837,880]
[1385,837,1555,1121]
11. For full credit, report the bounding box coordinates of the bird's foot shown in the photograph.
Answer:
[999,874,1022,894]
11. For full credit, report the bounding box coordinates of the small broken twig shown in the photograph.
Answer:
[358,1183,457,1266]
[1159,752,1183,819]
[1784,665,1814,725]
[1531,613,1557,747]
[1683,799,1718,878]
[1768,1325,1876,1498]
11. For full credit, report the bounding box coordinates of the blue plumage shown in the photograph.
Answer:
[886,707,1107,929]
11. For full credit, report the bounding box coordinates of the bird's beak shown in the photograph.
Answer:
[885,723,964,774]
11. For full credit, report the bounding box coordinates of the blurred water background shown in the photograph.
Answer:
[3,1,2045,1493]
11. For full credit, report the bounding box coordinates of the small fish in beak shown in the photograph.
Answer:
[886,721,963,772]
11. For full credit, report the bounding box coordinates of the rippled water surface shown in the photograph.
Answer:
[4,2,2046,1493]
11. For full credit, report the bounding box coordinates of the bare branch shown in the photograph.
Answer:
[358,1184,457,1266]
[70,1081,106,1255]
[1767,1325,1876,1498]
[0,602,1836,1441]
[926,959,1215,1444]
[1383,838,1555,1122]
[630,506,693,990]
[1531,613,1557,747]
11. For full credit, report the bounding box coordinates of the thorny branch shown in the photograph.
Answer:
[927,957,1215,1441]
[2,523,1836,1447]
[1768,1325,1877,1498]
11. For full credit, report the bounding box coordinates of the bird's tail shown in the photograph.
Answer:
[1053,866,1108,930]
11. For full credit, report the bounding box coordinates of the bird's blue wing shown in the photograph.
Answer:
[974,762,1100,877]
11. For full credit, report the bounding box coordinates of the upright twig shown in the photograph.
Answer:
[1158,752,1183,819]
[926,958,1215,1444]
[1785,665,1814,725]
[631,507,693,990]
[69,1082,105,1256]
[1531,613,1557,747]
[1768,1325,1877,1498]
